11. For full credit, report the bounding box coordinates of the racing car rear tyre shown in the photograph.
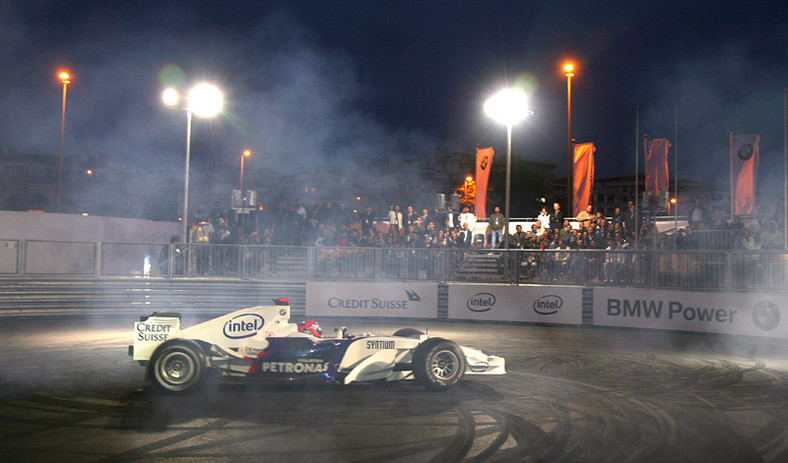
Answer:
[392,328,424,338]
[148,340,206,393]
[412,338,466,391]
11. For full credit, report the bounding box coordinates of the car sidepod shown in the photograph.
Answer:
[337,336,421,385]
[249,337,350,383]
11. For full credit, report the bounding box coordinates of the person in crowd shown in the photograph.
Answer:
[733,227,760,287]
[623,201,638,238]
[611,207,624,228]
[447,228,461,247]
[553,238,572,281]
[359,205,375,236]
[420,207,431,225]
[537,206,550,233]
[335,230,351,247]
[445,206,459,230]
[212,216,234,275]
[488,206,505,248]
[295,199,307,222]
[512,224,527,249]
[576,204,594,229]
[560,221,572,242]
[388,205,403,234]
[587,222,604,248]
[567,228,580,249]
[603,238,623,283]
[192,218,213,274]
[372,231,387,247]
[335,202,351,229]
[459,206,476,232]
[549,202,564,230]
[402,225,417,247]
[459,223,473,247]
[412,216,425,233]
[594,211,606,227]
[425,221,439,242]
[688,199,711,230]
[435,229,448,247]
[676,226,700,250]
[428,207,444,231]
[404,205,418,231]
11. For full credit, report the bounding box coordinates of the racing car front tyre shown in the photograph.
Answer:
[412,338,466,391]
[148,340,206,393]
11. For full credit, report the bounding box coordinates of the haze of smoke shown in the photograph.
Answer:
[0,4,441,177]
[640,42,787,197]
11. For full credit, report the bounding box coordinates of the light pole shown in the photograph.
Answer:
[563,63,574,215]
[163,84,224,243]
[240,149,251,243]
[57,71,70,213]
[484,88,530,250]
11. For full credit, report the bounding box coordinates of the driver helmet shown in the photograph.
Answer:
[298,320,322,338]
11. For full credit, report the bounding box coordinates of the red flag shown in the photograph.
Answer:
[475,146,494,218]
[572,142,595,217]
[731,133,760,215]
[645,138,671,197]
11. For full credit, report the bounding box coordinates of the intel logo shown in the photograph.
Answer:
[533,295,563,315]
[467,293,496,312]
[223,313,265,339]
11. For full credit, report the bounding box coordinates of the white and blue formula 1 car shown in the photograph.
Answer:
[130,298,505,393]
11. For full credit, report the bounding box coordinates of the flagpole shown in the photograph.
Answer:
[571,138,576,215]
[674,102,679,236]
[730,129,734,216]
[643,133,649,238]
[634,106,640,248]
[783,87,787,249]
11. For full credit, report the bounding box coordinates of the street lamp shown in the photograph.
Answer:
[240,149,252,243]
[484,87,530,249]
[57,70,71,213]
[163,83,224,242]
[563,62,575,216]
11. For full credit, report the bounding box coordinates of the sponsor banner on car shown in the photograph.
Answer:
[307,282,438,318]
[593,288,788,338]
[447,284,583,324]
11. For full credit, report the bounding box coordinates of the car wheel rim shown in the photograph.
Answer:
[431,350,459,380]
[159,351,195,385]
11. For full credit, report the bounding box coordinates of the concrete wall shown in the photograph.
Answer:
[0,211,180,275]
[0,210,180,243]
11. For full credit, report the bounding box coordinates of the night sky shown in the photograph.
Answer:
[1,0,787,191]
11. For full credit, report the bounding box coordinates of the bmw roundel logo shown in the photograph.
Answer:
[738,144,754,161]
[752,300,780,331]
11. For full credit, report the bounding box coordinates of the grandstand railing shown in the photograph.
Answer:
[2,239,787,292]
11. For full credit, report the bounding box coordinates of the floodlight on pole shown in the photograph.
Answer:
[57,70,71,213]
[563,62,575,215]
[484,87,530,250]
[240,149,252,244]
[163,83,224,243]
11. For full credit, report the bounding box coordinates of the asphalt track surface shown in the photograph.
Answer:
[1,316,788,462]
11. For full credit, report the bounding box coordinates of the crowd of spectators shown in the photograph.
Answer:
[186,196,784,252]
[190,198,491,249]
[169,196,787,288]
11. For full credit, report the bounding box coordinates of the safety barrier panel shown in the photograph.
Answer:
[3,240,788,293]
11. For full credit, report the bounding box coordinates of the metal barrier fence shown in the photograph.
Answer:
[2,239,787,292]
